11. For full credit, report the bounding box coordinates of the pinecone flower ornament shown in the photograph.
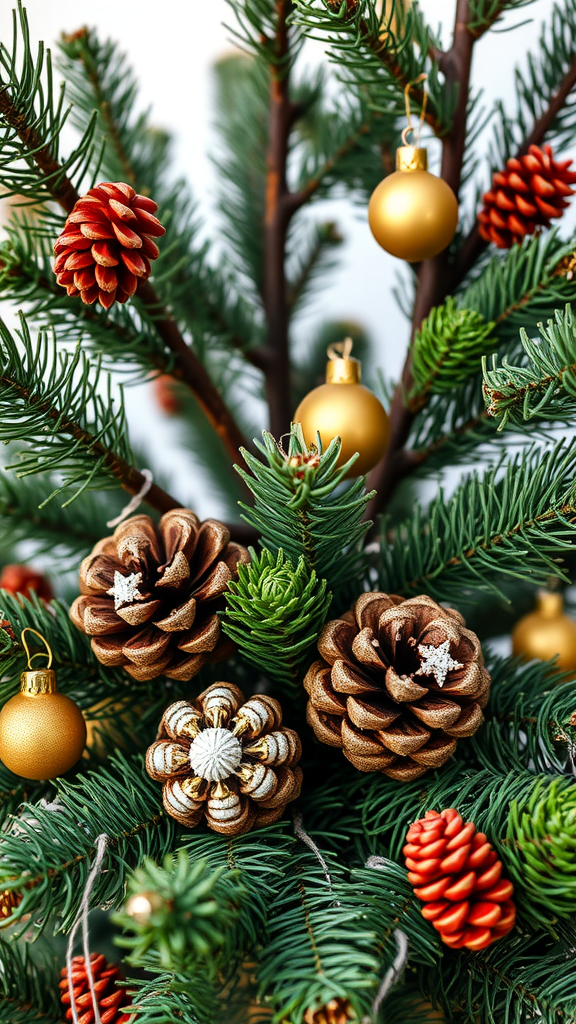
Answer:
[60,954,132,1024]
[404,808,516,950]
[146,683,302,836]
[304,592,490,781]
[53,182,165,308]
[478,144,576,248]
[70,510,249,681]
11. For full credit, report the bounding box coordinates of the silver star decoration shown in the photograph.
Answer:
[415,640,463,688]
[107,571,144,611]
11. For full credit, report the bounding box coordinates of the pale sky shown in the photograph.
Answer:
[0,1,571,518]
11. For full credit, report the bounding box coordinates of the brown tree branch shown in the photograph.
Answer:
[261,0,297,438]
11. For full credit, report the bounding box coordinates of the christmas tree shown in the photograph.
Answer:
[0,1,575,1022]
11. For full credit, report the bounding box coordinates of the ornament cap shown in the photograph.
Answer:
[20,668,57,695]
[326,338,361,384]
[396,145,428,172]
[536,589,564,619]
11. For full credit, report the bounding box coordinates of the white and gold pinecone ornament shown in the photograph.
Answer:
[146,683,303,836]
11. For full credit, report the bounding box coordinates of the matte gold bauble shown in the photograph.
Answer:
[293,342,390,476]
[0,629,86,780]
[368,146,459,262]
[512,590,576,672]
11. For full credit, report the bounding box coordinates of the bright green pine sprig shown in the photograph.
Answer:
[483,303,576,428]
[222,547,331,692]
[410,297,497,404]
[236,426,373,596]
[506,778,576,928]
[115,850,244,972]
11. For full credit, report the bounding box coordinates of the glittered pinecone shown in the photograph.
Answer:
[60,954,132,1024]
[53,182,165,308]
[304,998,355,1024]
[478,144,576,248]
[404,808,516,950]
[70,510,249,681]
[304,592,490,781]
[0,564,53,601]
[0,887,21,921]
[146,682,303,836]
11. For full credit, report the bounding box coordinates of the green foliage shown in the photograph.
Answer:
[115,850,243,971]
[222,547,331,692]
[0,314,134,504]
[410,298,496,402]
[237,427,372,600]
[0,753,175,935]
[506,778,576,927]
[0,936,61,1024]
[369,440,576,602]
[483,304,576,427]
[0,2,98,203]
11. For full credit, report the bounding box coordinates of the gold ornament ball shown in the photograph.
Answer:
[294,355,390,476]
[369,146,459,263]
[0,672,86,780]
[512,590,576,672]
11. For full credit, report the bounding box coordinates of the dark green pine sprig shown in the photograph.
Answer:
[236,425,373,599]
[222,546,331,694]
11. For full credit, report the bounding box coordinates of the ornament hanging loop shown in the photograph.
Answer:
[327,337,354,361]
[21,628,53,671]
[401,74,428,147]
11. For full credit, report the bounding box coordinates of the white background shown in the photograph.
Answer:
[0,0,572,517]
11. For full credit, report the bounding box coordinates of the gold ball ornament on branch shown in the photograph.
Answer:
[368,78,458,262]
[512,590,576,672]
[293,339,390,476]
[0,630,86,780]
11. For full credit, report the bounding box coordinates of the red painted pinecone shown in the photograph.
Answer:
[60,954,132,1024]
[478,144,576,248]
[305,592,490,781]
[53,182,165,308]
[404,808,516,950]
[0,564,53,601]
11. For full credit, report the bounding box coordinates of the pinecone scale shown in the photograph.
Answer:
[60,954,132,1024]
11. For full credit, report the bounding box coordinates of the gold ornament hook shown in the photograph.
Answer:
[21,629,53,671]
[327,337,354,361]
[325,337,360,384]
[401,74,428,147]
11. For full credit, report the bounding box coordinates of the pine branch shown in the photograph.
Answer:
[409,298,496,407]
[368,440,576,602]
[236,427,372,598]
[483,303,576,427]
[0,312,179,511]
[0,752,175,936]
[0,936,61,1024]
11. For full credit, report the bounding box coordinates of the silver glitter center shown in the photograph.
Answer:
[107,570,144,611]
[415,639,463,688]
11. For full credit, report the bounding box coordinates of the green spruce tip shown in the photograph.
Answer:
[505,778,576,928]
[410,297,497,402]
[114,850,244,972]
[222,546,332,692]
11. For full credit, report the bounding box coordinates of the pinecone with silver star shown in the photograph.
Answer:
[304,592,490,781]
[70,510,249,681]
[146,682,302,836]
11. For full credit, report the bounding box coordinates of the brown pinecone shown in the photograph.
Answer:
[0,564,53,601]
[59,954,132,1024]
[153,374,181,415]
[146,682,303,836]
[478,144,576,249]
[304,999,355,1024]
[53,181,165,309]
[304,592,490,781]
[0,887,21,920]
[70,510,249,681]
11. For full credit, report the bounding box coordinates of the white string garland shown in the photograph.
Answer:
[106,470,153,528]
[66,833,110,1024]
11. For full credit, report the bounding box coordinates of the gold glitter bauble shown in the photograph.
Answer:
[0,629,86,780]
[512,590,576,672]
[369,146,458,262]
[293,344,389,477]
